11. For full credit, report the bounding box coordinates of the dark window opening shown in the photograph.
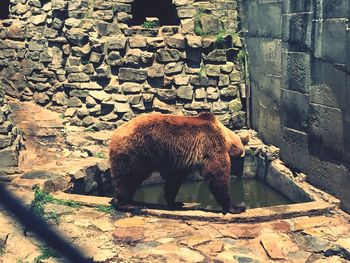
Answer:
[131,0,180,26]
[0,0,10,19]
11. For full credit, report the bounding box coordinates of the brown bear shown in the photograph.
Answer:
[109,112,249,214]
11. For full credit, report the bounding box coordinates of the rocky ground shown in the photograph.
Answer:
[0,101,350,263]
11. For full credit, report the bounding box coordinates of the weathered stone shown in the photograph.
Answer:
[89,52,103,64]
[177,86,193,101]
[147,37,166,50]
[177,7,196,18]
[218,74,230,87]
[181,18,195,34]
[213,101,228,113]
[72,44,91,57]
[228,98,242,112]
[164,62,184,75]
[108,36,127,50]
[221,62,235,74]
[119,68,147,83]
[206,65,221,77]
[173,75,190,86]
[82,116,95,127]
[66,28,89,46]
[33,93,50,106]
[148,64,164,78]
[207,87,220,100]
[67,97,82,107]
[153,98,175,112]
[52,92,68,106]
[89,91,111,102]
[95,65,111,78]
[106,51,122,66]
[220,86,238,98]
[204,50,227,63]
[29,14,47,26]
[129,35,147,48]
[165,35,186,49]
[119,82,142,93]
[157,89,176,101]
[67,73,90,83]
[156,49,181,63]
[186,36,202,48]
[194,88,206,100]
[0,147,18,168]
[198,14,221,35]
[184,101,211,110]
[114,102,130,113]
[190,76,217,87]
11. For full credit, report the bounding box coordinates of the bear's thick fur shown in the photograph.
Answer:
[109,112,249,213]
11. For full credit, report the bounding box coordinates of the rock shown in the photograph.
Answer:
[82,116,95,127]
[148,64,164,78]
[157,89,176,101]
[129,35,147,48]
[177,7,196,18]
[204,50,227,63]
[213,101,228,113]
[156,49,181,63]
[33,93,50,106]
[113,227,145,244]
[67,95,84,108]
[108,36,127,50]
[114,102,130,113]
[52,92,68,106]
[147,37,165,50]
[66,28,89,46]
[106,51,122,66]
[89,52,103,64]
[184,101,210,110]
[186,36,202,48]
[177,86,193,100]
[190,76,217,87]
[218,74,230,87]
[0,147,18,168]
[67,73,90,82]
[120,82,143,93]
[194,88,206,100]
[119,68,147,83]
[198,14,221,35]
[29,14,47,26]
[164,62,184,75]
[173,75,190,86]
[206,65,221,77]
[228,98,242,112]
[231,111,246,129]
[220,86,238,98]
[165,35,185,49]
[64,108,77,117]
[89,91,111,102]
[221,62,235,74]
[153,98,175,112]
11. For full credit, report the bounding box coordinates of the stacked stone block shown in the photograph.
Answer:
[240,0,350,211]
[0,0,246,131]
[0,82,22,176]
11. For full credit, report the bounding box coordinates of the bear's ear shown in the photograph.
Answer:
[239,133,250,145]
[229,144,244,158]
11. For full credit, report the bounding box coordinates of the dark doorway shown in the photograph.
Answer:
[131,0,180,26]
[0,0,10,19]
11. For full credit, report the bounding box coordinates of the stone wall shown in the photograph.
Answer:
[240,0,350,211]
[0,0,246,131]
[0,81,22,176]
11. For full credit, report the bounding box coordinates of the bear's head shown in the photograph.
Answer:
[228,132,250,158]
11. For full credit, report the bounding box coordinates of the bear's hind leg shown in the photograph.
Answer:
[164,170,188,208]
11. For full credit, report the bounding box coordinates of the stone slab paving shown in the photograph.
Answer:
[1,187,350,262]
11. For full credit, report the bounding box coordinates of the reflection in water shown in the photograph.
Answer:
[134,178,293,210]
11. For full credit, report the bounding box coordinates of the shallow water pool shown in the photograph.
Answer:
[134,178,292,210]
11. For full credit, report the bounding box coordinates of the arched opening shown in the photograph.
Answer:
[131,0,180,26]
[0,0,10,19]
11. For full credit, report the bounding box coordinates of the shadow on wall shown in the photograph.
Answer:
[131,0,180,25]
[0,0,10,19]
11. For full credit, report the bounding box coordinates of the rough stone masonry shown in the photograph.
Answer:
[0,0,246,132]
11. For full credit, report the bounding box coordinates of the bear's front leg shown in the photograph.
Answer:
[164,170,188,209]
[203,156,246,214]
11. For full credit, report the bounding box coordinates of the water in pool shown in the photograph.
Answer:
[133,178,292,210]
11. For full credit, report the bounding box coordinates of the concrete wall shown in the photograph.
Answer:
[0,0,246,131]
[240,0,350,211]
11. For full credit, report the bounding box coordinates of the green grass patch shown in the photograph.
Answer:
[93,152,107,159]
[34,246,60,263]
[142,20,157,28]
[96,205,115,214]
[31,186,82,224]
